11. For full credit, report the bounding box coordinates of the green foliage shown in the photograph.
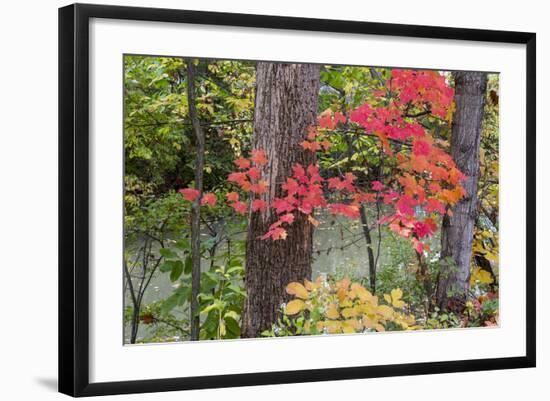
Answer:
[198,262,246,340]
[156,221,247,341]
[131,301,189,343]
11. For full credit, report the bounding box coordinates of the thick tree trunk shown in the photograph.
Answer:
[436,71,487,311]
[186,59,205,340]
[241,63,320,338]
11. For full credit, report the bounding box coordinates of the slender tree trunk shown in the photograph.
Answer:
[359,205,376,293]
[241,62,320,338]
[186,59,205,340]
[436,71,487,311]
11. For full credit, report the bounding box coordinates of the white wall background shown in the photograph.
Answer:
[0,0,545,399]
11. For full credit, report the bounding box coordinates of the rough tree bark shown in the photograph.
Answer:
[241,62,320,338]
[186,59,205,340]
[436,71,487,311]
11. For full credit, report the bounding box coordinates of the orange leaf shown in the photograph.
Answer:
[286,282,309,299]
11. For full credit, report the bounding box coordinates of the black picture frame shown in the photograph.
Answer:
[59,3,536,397]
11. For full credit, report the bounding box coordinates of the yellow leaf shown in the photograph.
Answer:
[371,295,379,307]
[484,252,498,262]
[362,316,375,329]
[374,323,385,332]
[383,294,392,304]
[356,303,376,315]
[342,326,356,334]
[337,288,349,303]
[446,100,456,125]
[341,307,357,318]
[377,305,394,320]
[304,279,320,291]
[344,318,363,331]
[391,288,403,302]
[286,282,309,300]
[390,289,405,308]
[340,298,353,308]
[336,277,351,290]
[393,299,406,308]
[326,303,340,319]
[478,269,494,284]
[470,267,494,286]
[323,320,342,334]
[285,299,305,315]
[351,283,373,302]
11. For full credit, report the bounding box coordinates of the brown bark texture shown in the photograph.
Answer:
[186,59,205,340]
[437,71,487,311]
[241,62,320,338]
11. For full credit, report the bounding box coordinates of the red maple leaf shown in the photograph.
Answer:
[412,139,432,156]
[396,195,416,216]
[247,167,261,181]
[200,193,217,206]
[233,157,251,169]
[425,198,445,214]
[301,140,321,152]
[279,213,295,224]
[371,181,384,191]
[226,192,239,202]
[249,180,269,194]
[231,201,248,215]
[179,188,200,201]
[272,197,295,214]
[261,227,287,241]
[251,149,268,166]
[328,203,360,219]
[251,199,267,212]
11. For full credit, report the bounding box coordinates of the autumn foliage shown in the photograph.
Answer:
[262,277,417,336]
[199,68,468,254]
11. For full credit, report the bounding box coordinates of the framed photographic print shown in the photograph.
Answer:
[58,3,536,397]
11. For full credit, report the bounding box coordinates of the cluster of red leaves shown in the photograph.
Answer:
[226,149,269,215]
[298,69,464,253]
[300,111,341,152]
[219,69,465,253]
[263,163,327,240]
[390,69,455,119]
[343,69,464,252]
[178,188,217,206]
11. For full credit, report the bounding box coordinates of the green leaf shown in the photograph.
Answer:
[159,261,173,273]
[226,265,244,275]
[169,260,184,282]
[176,286,191,305]
[161,293,178,314]
[226,284,246,297]
[224,316,240,337]
[159,248,177,259]
[201,300,226,314]
[224,310,240,321]
[184,255,192,275]
[174,238,190,251]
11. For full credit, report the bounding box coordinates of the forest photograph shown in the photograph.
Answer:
[123,55,499,344]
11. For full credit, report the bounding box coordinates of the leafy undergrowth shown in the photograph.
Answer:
[262,276,498,338]
[262,277,418,337]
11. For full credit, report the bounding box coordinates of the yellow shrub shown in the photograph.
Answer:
[277,276,417,336]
